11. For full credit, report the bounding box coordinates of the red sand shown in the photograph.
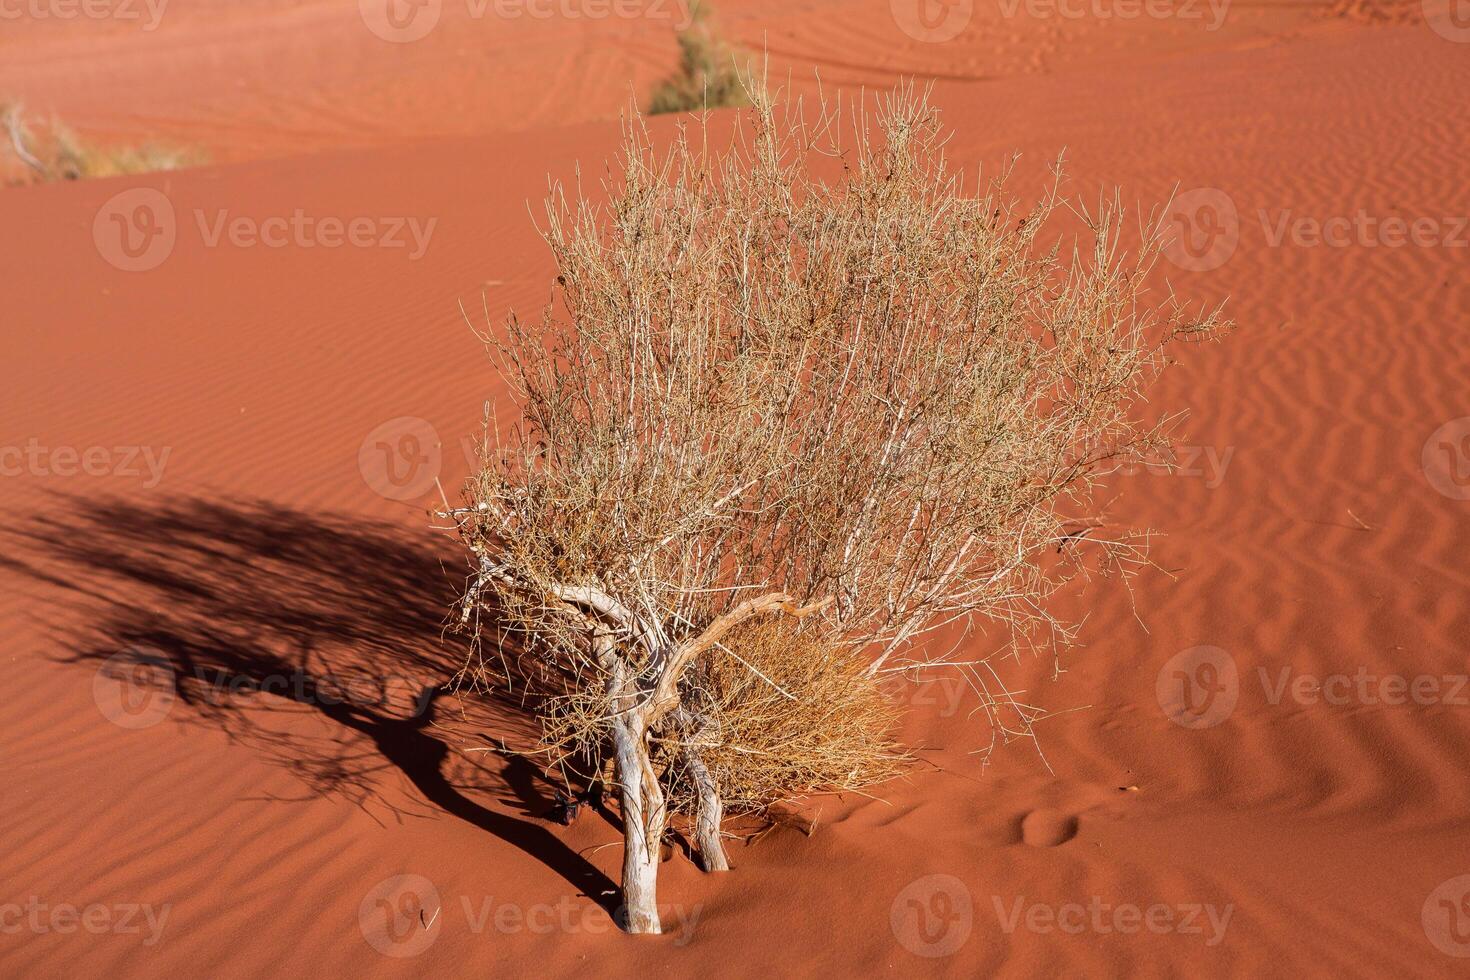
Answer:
[2,1,1469,975]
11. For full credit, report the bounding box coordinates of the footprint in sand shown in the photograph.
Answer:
[1019,809,1079,847]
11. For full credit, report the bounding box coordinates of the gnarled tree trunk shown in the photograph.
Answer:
[671,705,729,872]
[685,745,729,871]
[612,719,666,934]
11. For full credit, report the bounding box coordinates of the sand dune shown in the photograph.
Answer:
[2,1,1468,975]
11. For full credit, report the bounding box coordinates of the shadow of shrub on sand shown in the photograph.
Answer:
[5,495,619,911]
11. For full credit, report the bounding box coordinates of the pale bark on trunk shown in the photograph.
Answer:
[684,745,729,871]
[572,595,827,933]
[613,721,665,934]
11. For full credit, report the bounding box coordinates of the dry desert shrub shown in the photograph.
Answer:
[1,103,194,185]
[647,4,747,115]
[441,77,1225,934]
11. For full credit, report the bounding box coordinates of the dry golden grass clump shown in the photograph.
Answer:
[676,619,906,816]
[441,76,1226,934]
[647,4,747,115]
[2,103,194,185]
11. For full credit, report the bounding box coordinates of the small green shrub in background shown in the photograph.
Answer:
[647,4,748,115]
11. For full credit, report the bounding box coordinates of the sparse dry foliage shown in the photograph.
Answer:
[2,102,194,185]
[440,76,1226,934]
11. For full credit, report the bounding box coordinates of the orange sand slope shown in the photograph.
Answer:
[1,0,1343,163]
[3,4,1470,978]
